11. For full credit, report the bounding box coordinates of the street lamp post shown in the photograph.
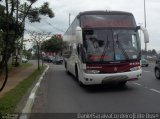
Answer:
[144,0,147,51]
[69,13,71,26]
[144,0,147,28]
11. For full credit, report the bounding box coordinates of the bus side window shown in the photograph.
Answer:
[77,44,83,60]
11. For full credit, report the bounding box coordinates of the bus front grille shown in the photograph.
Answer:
[102,75,128,84]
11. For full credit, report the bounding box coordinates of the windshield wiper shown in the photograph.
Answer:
[115,34,129,60]
[100,35,109,62]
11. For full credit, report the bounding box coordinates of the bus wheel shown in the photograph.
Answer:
[65,63,70,74]
[79,81,85,87]
[119,81,127,86]
[75,65,85,87]
[155,69,160,79]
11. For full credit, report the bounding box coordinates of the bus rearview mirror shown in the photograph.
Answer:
[140,26,149,43]
[76,26,83,44]
[136,26,140,31]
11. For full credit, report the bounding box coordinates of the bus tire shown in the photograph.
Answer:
[119,81,127,86]
[65,62,70,74]
[75,65,85,87]
[155,68,160,79]
[79,81,85,87]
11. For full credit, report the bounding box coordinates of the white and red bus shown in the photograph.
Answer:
[63,10,149,86]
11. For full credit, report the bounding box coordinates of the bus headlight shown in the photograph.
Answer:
[84,70,100,74]
[130,66,141,71]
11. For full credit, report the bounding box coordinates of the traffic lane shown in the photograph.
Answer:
[135,65,160,91]
[142,62,155,73]
[83,83,160,112]
[44,64,160,113]
[45,64,83,113]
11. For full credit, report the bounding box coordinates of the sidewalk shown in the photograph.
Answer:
[0,63,37,98]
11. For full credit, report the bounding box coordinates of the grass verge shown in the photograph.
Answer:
[8,63,33,71]
[19,63,33,68]
[0,66,45,113]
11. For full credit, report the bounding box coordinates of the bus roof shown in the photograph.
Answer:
[64,10,136,35]
[78,10,133,17]
[78,10,136,28]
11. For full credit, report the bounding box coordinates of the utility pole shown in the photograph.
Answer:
[69,13,71,26]
[144,0,147,51]
[20,2,27,63]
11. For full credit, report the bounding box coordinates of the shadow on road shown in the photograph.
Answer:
[68,73,133,93]
[83,83,133,93]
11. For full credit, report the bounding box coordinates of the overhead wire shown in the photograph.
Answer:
[25,21,44,32]
[25,19,65,34]
[42,18,65,33]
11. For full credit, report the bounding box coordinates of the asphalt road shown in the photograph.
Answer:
[31,62,160,114]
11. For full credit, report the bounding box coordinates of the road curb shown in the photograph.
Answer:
[19,64,49,119]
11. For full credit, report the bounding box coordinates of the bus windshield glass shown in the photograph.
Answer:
[83,29,140,62]
[81,15,136,28]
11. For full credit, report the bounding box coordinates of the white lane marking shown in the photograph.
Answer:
[42,72,45,76]
[21,64,49,114]
[150,89,160,94]
[36,82,40,87]
[133,83,160,94]
[29,93,35,99]
[133,82,142,86]
[39,76,43,80]
[143,70,150,72]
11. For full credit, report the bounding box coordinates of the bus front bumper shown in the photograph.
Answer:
[82,69,142,85]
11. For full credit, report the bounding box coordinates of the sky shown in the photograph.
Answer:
[24,0,160,52]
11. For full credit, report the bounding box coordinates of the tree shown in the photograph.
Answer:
[28,31,51,70]
[0,0,54,91]
[41,35,63,54]
[22,46,32,59]
[151,49,157,56]
[142,49,157,56]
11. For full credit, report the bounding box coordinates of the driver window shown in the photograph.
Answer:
[86,35,100,54]
[132,34,138,50]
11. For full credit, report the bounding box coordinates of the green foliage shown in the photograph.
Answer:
[0,0,54,91]
[19,1,54,23]
[0,4,23,57]
[41,36,63,53]
[27,8,41,22]
[0,4,5,16]
[142,49,158,56]
[23,48,32,59]
[27,0,38,4]
[0,0,54,55]
[39,2,54,18]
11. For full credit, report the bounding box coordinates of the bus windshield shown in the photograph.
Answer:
[83,29,140,62]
